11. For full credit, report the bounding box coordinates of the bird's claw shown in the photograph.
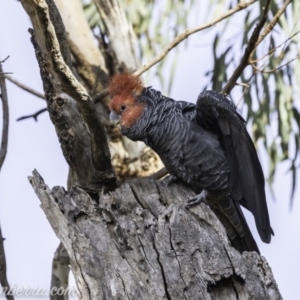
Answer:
[164,174,178,186]
[185,192,207,209]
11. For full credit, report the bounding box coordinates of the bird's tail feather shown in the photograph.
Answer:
[211,198,260,254]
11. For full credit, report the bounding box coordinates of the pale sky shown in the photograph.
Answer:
[0,1,300,299]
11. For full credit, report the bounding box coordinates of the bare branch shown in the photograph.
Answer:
[0,56,9,64]
[0,59,14,300]
[4,75,45,100]
[252,30,300,63]
[133,0,258,77]
[222,0,291,94]
[251,0,292,55]
[221,0,271,94]
[16,108,47,122]
[50,242,70,300]
[0,226,14,300]
[92,90,110,103]
[250,56,299,74]
[0,60,9,170]
[144,167,168,180]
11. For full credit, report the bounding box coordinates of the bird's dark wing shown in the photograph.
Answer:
[195,90,272,243]
[175,100,196,121]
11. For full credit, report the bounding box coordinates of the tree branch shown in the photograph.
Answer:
[0,56,10,64]
[251,30,300,64]
[221,0,271,94]
[251,0,292,54]
[50,242,70,300]
[92,90,110,103]
[144,167,168,180]
[4,75,45,100]
[0,226,14,300]
[16,108,47,122]
[251,56,299,74]
[0,58,14,300]
[222,0,292,94]
[0,59,9,170]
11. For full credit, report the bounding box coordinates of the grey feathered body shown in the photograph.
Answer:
[124,88,229,193]
[121,87,272,253]
[146,104,229,193]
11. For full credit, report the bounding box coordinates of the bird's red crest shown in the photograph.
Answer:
[109,73,145,128]
[108,73,144,98]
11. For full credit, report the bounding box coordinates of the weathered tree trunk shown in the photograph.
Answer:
[30,170,281,300]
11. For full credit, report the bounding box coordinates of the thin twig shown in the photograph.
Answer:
[50,242,70,300]
[0,61,9,170]
[252,30,300,63]
[0,56,9,64]
[236,73,255,108]
[143,167,168,180]
[247,0,292,73]
[16,108,47,122]
[225,0,292,94]
[235,82,250,88]
[0,59,14,300]
[251,56,298,74]
[92,89,110,103]
[221,0,271,94]
[94,0,257,103]
[4,75,45,100]
[250,0,292,58]
[0,226,14,300]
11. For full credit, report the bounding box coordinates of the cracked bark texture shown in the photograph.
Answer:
[29,170,281,300]
[50,242,70,300]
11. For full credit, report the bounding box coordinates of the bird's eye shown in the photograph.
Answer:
[120,105,126,111]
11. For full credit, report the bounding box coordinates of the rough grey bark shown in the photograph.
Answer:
[0,58,9,170]
[0,58,14,300]
[20,0,117,193]
[29,170,281,300]
[0,226,14,300]
[50,242,70,300]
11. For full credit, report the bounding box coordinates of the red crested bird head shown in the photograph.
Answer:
[109,73,145,128]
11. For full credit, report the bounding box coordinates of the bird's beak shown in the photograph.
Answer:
[110,111,121,124]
